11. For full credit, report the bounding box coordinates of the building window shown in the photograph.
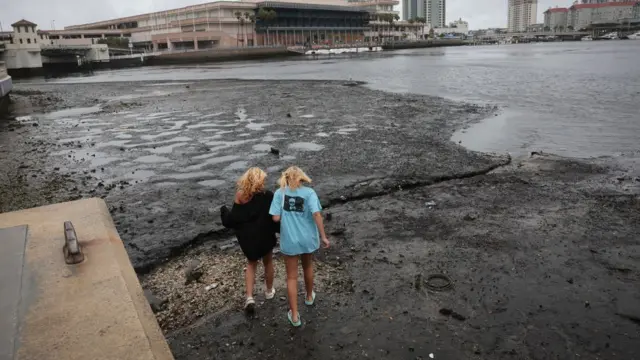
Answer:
[17,27,21,33]
[27,38,31,44]
[19,38,23,44]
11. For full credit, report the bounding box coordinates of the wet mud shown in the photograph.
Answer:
[1,80,639,359]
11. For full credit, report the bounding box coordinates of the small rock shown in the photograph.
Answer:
[567,278,574,284]
[205,283,219,291]
[220,243,236,251]
[185,259,204,284]
[143,289,167,313]
[330,228,346,236]
[451,312,466,321]
[279,296,286,301]
[120,147,125,151]
[584,301,590,308]
[286,113,292,118]
[270,147,280,156]
[325,213,333,221]
[425,201,436,207]
[32,123,39,127]
[463,213,477,221]
[185,85,190,89]
[439,308,452,316]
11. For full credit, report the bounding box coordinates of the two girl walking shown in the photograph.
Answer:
[221,166,329,327]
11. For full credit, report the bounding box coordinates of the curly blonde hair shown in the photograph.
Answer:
[278,166,312,190]
[237,167,267,197]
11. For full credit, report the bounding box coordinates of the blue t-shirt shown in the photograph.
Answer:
[269,186,322,256]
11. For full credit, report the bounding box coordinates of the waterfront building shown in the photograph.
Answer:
[568,1,639,30]
[62,0,385,49]
[402,0,421,20]
[508,0,538,32]
[426,0,446,28]
[544,7,569,30]
[432,18,468,36]
[401,0,445,27]
[253,1,370,45]
[526,23,545,32]
[0,20,43,76]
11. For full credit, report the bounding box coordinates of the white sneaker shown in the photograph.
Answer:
[265,288,276,300]
[244,297,255,314]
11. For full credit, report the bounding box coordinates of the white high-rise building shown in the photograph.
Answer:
[404,0,446,26]
[508,0,538,32]
[425,0,446,28]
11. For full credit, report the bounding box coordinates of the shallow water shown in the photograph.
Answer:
[35,41,640,158]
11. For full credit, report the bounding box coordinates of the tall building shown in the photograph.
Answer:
[402,0,421,20]
[568,1,639,30]
[425,0,446,28]
[508,0,538,32]
[403,0,445,27]
[543,7,568,30]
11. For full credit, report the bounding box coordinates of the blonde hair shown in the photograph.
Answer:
[279,166,312,190]
[237,167,267,197]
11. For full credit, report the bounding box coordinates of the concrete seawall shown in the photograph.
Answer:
[0,62,13,116]
[382,39,467,50]
[147,46,293,65]
[0,198,174,360]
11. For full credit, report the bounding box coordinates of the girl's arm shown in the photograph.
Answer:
[313,212,330,248]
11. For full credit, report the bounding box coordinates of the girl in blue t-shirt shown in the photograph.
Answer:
[269,166,330,327]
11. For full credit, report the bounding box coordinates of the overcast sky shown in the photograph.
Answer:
[1,0,568,31]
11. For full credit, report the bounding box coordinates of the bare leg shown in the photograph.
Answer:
[262,251,274,291]
[245,260,258,299]
[284,255,299,322]
[301,253,314,302]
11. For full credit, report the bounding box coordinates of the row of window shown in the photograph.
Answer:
[8,38,39,44]
[16,26,37,34]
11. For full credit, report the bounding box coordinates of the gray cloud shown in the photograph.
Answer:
[1,0,568,31]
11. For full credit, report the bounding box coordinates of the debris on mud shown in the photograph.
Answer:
[141,242,350,333]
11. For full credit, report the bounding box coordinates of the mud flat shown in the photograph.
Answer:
[1,79,639,359]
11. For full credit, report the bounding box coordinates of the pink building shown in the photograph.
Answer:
[568,1,639,30]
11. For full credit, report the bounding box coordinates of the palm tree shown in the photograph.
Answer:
[248,14,256,46]
[244,12,251,46]
[418,17,426,39]
[257,8,276,45]
[235,11,243,47]
[408,18,415,40]
[268,10,277,45]
[389,14,399,42]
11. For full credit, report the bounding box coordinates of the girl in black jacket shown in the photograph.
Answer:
[220,167,278,313]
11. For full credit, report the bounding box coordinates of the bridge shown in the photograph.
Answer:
[40,44,98,57]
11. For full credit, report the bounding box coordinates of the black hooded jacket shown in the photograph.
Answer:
[220,191,278,261]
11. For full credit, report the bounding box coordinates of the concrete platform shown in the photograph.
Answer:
[0,198,174,360]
